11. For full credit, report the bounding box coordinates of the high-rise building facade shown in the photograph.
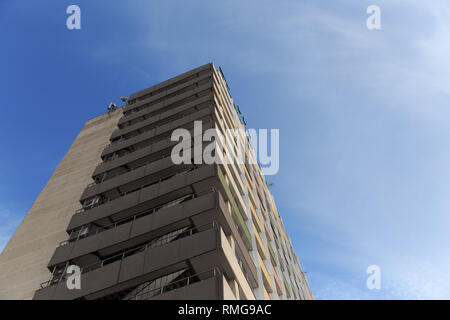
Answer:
[0,63,313,300]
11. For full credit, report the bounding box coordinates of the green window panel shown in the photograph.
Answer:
[282,273,291,298]
[218,166,252,249]
[268,243,277,266]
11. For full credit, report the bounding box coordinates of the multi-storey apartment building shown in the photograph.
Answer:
[0,63,313,300]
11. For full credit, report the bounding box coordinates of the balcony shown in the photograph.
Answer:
[50,191,218,268]
[111,94,212,143]
[91,122,214,181]
[46,222,218,286]
[35,223,220,300]
[116,84,212,134]
[80,167,197,212]
[51,188,257,288]
[119,74,212,127]
[80,155,192,203]
[131,268,224,300]
[126,64,212,110]
[103,98,212,158]
[34,225,253,300]
[68,165,218,232]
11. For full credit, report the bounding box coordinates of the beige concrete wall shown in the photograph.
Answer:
[0,109,122,300]
[222,276,237,300]
[220,228,255,300]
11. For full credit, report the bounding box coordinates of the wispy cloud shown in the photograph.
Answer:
[2,0,449,299]
[112,0,450,299]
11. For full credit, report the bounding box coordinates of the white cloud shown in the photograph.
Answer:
[97,1,450,299]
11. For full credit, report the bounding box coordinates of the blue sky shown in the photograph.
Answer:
[1,0,450,299]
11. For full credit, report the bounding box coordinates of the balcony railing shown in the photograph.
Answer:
[76,167,197,214]
[90,152,174,186]
[104,110,212,164]
[62,188,216,246]
[113,103,209,144]
[130,267,221,300]
[41,221,219,290]
[122,81,211,120]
